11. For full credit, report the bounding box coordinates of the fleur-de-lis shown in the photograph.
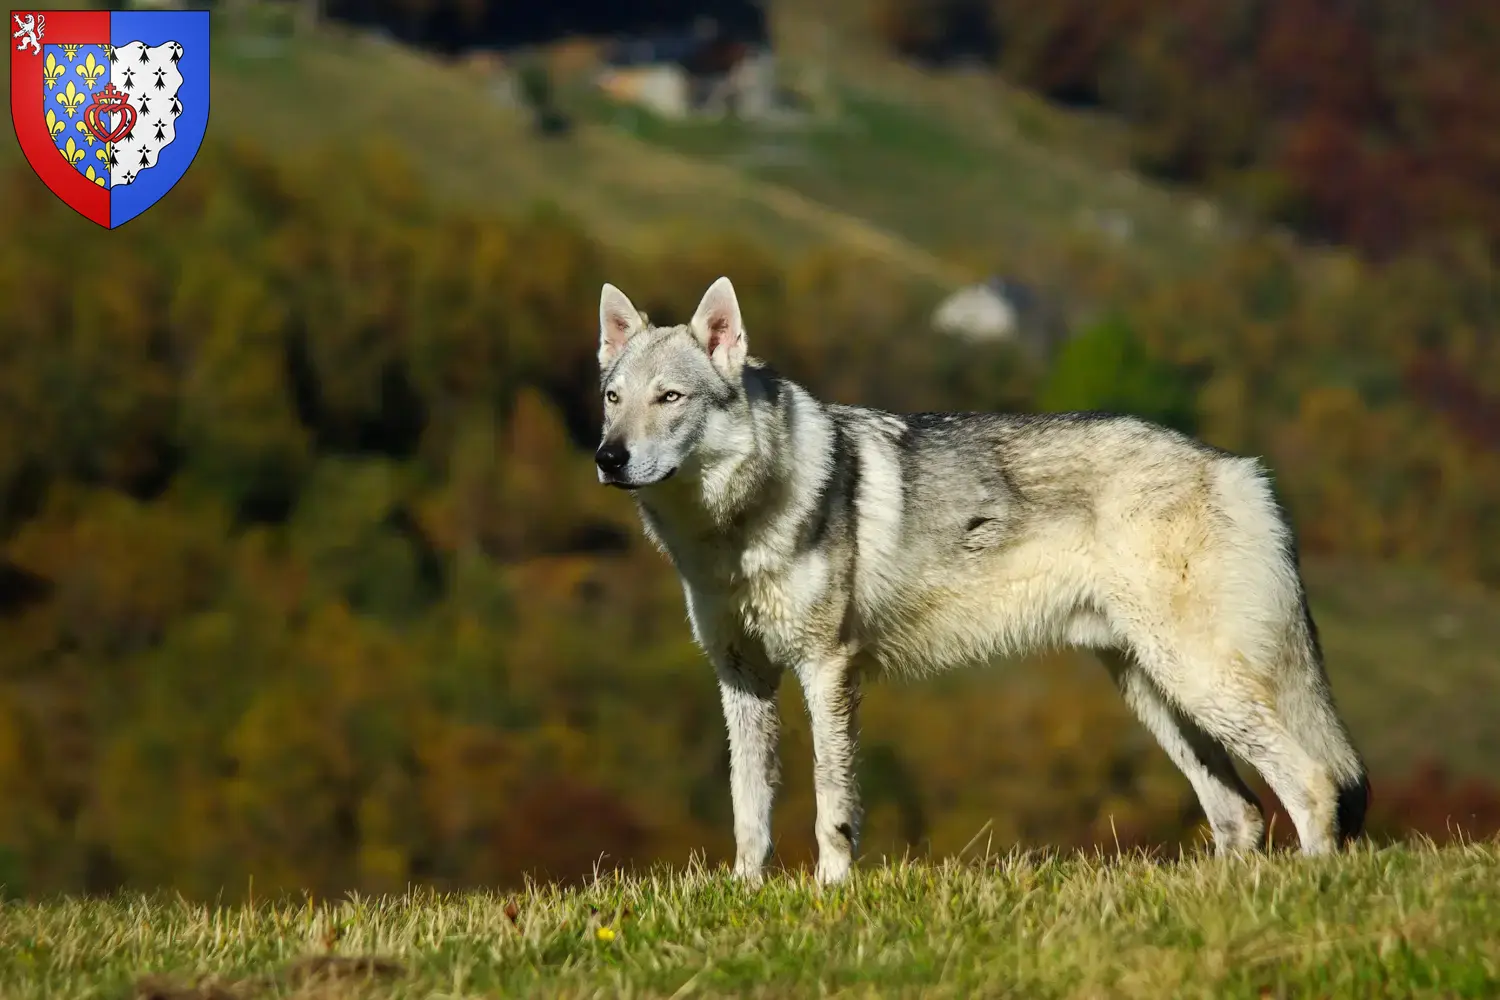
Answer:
[61,44,81,62]
[55,82,86,118]
[45,109,65,141]
[43,54,65,91]
[95,142,113,166]
[74,119,96,146]
[59,138,84,166]
[75,53,106,90]
[84,165,106,187]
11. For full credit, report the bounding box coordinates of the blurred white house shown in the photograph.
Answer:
[931,277,1020,343]
[596,18,780,120]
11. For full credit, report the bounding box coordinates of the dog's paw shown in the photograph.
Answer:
[731,860,766,887]
[814,854,852,886]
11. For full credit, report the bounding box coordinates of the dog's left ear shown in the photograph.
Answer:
[690,276,747,379]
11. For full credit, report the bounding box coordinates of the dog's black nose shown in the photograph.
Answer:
[595,440,629,474]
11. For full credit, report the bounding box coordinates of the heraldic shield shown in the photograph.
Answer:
[10,9,209,229]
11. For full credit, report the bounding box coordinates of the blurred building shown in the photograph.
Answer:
[932,276,1066,356]
[596,18,778,120]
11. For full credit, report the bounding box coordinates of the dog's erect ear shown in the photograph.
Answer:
[599,283,647,368]
[689,276,747,378]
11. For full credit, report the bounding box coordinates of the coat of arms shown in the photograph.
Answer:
[10,9,209,228]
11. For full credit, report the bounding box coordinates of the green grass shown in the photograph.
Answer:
[5,843,1498,998]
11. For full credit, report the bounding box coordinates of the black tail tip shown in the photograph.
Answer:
[1336,773,1371,844]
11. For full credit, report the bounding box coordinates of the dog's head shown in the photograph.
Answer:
[593,276,750,491]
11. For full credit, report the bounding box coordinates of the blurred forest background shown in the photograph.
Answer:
[2,0,1499,900]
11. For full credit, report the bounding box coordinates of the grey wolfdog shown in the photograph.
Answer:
[594,276,1369,884]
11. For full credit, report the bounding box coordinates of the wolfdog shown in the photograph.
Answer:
[594,276,1369,884]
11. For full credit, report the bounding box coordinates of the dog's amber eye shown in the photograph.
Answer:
[605,390,619,404]
[660,391,682,403]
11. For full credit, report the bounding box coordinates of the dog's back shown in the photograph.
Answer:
[814,409,1284,674]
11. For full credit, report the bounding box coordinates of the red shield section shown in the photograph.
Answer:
[10,9,111,227]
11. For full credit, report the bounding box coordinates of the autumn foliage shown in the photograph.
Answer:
[876,0,1500,259]
[0,120,1497,900]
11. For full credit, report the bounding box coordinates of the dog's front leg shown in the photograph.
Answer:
[796,653,861,885]
[716,647,782,885]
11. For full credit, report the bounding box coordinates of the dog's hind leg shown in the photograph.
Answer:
[1098,648,1266,853]
[1126,638,1352,856]
[1151,456,1369,853]
[1117,587,1366,854]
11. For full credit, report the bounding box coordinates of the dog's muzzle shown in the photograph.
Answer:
[595,441,676,490]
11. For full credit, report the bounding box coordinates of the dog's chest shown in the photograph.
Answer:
[685,540,838,664]
[642,493,843,663]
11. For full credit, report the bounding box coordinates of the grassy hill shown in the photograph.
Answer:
[570,0,1236,280]
[225,0,1230,284]
[7,842,1498,998]
[211,5,978,292]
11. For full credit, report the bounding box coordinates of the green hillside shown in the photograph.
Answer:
[565,0,1234,280]
[214,6,970,289]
